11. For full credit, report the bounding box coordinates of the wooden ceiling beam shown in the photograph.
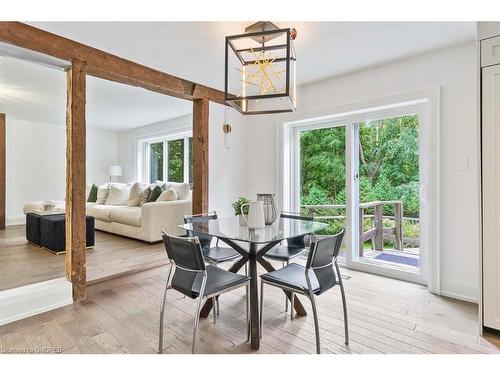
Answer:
[0,22,226,104]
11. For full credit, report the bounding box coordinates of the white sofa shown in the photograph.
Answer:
[86,199,191,242]
[23,182,192,243]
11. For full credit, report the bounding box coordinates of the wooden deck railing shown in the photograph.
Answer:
[301,201,417,256]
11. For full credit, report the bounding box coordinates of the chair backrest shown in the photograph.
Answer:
[183,212,217,250]
[280,211,314,249]
[161,231,207,299]
[162,231,206,271]
[305,230,345,295]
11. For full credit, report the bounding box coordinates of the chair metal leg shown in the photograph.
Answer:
[216,296,220,315]
[259,281,264,338]
[245,262,248,276]
[283,261,288,312]
[158,263,173,354]
[309,293,321,354]
[290,292,294,320]
[212,297,217,324]
[192,275,207,354]
[335,260,349,345]
[305,268,321,354]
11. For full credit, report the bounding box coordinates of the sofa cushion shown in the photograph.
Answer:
[165,182,190,200]
[128,182,146,207]
[96,184,110,204]
[157,187,178,201]
[87,183,98,202]
[148,185,165,202]
[86,204,115,222]
[139,187,151,206]
[106,185,130,206]
[109,207,142,227]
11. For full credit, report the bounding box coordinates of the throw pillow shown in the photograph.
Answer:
[96,184,110,204]
[139,187,151,206]
[157,187,178,201]
[127,182,144,207]
[147,185,165,202]
[164,182,190,200]
[87,183,98,202]
[105,185,130,206]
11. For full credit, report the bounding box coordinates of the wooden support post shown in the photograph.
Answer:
[358,207,365,257]
[374,203,383,251]
[192,98,209,215]
[0,113,5,229]
[394,201,403,251]
[65,60,87,301]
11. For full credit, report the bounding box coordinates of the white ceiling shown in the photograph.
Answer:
[28,21,477,87]
[1,22,476,131]
[0,56,192,130]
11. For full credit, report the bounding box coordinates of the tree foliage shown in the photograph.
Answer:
[300,115,420,217]
[167,139,184,183]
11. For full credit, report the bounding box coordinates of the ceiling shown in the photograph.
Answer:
[0,22,476,131]
[0,55,192,130]
[28,21,477,88]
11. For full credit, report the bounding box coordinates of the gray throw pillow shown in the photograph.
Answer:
[147,185,164,202]
[87,183,98,202]
[139,187,151,206]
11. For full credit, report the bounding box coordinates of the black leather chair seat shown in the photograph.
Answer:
[203,245,240,264]
[173,265,250,299]
[263,245,305,261]
[260,263,322,294]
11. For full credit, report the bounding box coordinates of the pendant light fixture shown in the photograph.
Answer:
[224,21,297,115]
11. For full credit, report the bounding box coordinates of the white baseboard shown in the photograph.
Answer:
[0,277,73,326]
[6,215,26,226]
[439,289,479,304]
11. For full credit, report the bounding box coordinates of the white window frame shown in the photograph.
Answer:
[136,131,192,184]
[277,88,440,293]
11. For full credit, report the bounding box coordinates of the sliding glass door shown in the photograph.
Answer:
[352,114,424,282]
[297,123,347,261]
[289,102,428,285]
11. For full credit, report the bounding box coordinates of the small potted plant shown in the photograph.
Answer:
[232,197,250,225]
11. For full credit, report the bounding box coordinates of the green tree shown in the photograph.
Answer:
[299,115,420,217]
[168,139,184,182]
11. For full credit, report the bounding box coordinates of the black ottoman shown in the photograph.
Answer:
[40,214,95,254]
[26,212,42,246]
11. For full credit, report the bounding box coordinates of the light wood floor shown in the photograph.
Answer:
[0,260,499,354]
[0,225,167,292]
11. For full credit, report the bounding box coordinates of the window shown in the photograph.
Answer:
[139,133,192,184]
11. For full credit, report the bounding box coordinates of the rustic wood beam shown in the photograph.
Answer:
[0,22,226,104]
[0,114,5,229]
[192,98,209,214]
[65,60,87,301]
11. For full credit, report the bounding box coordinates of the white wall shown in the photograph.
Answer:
[246,41,480,302]
[6,118,118,224]
[208,102,248,217]
[116,107,248,217]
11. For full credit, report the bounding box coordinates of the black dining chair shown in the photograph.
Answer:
[259,229,348,354]
[184,211,246,317]
[159,231,250,354]
[263,211,314,312]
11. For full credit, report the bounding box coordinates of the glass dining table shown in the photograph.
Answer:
[178,216,328,350]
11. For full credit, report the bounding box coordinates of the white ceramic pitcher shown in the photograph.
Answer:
[240,201,266,229]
